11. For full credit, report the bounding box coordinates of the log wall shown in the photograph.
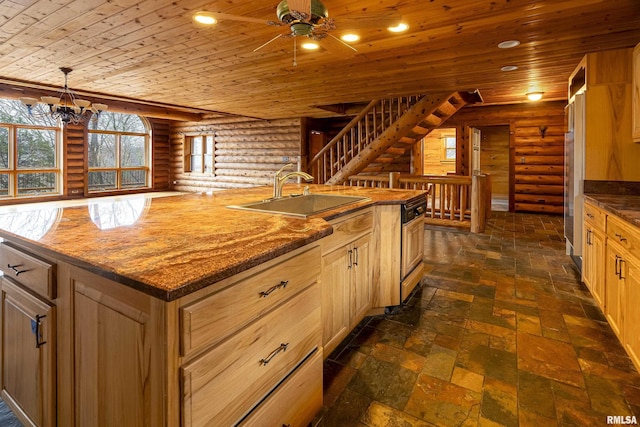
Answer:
[170,115,304,192]
[448,101,567,214]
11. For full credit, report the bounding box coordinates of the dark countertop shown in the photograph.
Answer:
[0,185,426,301]
[584,194,640,228]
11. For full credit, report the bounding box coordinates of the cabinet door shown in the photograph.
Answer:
[0,277,55,427]
[582,225,594,289]
[351,233,372,327]
[624,258,640,370]
[401,217,425,277]
[605,245,624,339]
[590,229,606,308]
[321,246,351,356]
[71,268,165,427]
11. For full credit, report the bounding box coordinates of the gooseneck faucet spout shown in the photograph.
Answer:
[273,164,314,199]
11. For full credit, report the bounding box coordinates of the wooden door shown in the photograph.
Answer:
[321,245,351,356]
[350,234,372,328]
[605,244,624,339]
[0,277,55,427]
[624,257,640,371]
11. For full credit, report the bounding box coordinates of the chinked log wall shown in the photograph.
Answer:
[170,114,304,191]
[448,101,566,215]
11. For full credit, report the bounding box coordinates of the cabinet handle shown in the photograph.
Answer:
[31,314,47,348]
[586,213,594,219]
[353,246,359,266]
[615,255,621,277]
[619,259,626,280]
[586,230,592,245]
[615,233,627,242]
[259,280,288,298]
[348,249,353,269]
[7,263,28,276]
[259,342,289,366]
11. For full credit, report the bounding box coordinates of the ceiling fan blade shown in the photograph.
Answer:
[325,32,357,52]
[287,0,311,19]
[254,34,286,52]
[210,12,270,25]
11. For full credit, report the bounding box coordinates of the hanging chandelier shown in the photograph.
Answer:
[20,67,108,125]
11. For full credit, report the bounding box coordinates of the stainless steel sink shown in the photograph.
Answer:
[227,194,370,217]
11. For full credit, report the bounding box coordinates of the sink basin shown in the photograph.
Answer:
[227,194,370,217]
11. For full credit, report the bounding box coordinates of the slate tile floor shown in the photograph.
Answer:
[319,212,640,427]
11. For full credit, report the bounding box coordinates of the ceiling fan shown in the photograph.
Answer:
[194,0,359,66]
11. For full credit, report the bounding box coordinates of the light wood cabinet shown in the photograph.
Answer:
[605,240,624,339]
[633,42,640,142]
[582,202,606,307]
[604,213,640,371]
[0,277,55,427]
[321,210,373,356]
[0,243,56,427]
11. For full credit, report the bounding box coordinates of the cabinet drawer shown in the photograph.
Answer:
[181,285,321,427]
[321,210,373,255]
[584,202,606,231]
[607,214,640,258]
[0,243,55,300]
[180,246,320,356]
[239,350,323,427]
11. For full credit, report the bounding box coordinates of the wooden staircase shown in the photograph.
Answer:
[310,91,483,185]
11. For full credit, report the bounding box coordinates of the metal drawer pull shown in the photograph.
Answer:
[348,249,353,269]
[353,246,359,266]
[259,280,288,298]
[31,314,47,348]
[259,342,289,366]
[615,233,627,242]
[586,213,594,219]
[7,263,29,276]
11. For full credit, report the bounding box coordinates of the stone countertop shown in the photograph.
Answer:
[0,185,426,301]
[584,193,640,228]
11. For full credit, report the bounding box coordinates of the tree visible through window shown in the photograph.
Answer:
[0,98,61,199]
[88,112,150,192]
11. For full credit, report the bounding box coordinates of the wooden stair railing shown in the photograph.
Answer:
[309,96,421,184]
[310,90,482,185]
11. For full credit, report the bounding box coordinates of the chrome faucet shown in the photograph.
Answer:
[273,164,314,199]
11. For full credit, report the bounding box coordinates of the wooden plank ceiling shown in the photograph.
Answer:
[0,0,639,120]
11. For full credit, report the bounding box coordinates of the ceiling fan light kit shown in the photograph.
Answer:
[194,0,361,66]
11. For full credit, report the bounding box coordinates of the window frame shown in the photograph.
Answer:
[87,114,151,193]
[184,134,215,175]
[441,135,457,163]
[0,122,62,199]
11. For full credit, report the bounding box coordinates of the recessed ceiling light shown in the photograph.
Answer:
[501,65,518,71]
[388,23,409,33]
[527,92,544,101]
[498,40,520,49]
[193,11,217,25]
[341,33,360,43]
[302,42,320,50]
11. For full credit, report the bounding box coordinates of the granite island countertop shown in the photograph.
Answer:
[0,185,426,301]
[584,193,640,228]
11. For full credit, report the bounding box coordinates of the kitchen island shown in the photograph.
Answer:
[0,184,427,427]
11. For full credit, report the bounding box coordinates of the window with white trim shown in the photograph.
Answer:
[88,112,151,192]
[0,98,62,199]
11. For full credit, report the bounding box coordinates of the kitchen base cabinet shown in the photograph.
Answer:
[583,202,606,307]
[320,210,373,356]
[68,266,167,427]
[0,278,55,427]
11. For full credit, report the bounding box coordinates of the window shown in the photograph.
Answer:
[0,98,61,199]
[443,135,456,161]
[88,112,150,192]
[185,135,214,174]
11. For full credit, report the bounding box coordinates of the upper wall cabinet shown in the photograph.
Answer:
[633,42,640,142]
[568,48,640,181]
